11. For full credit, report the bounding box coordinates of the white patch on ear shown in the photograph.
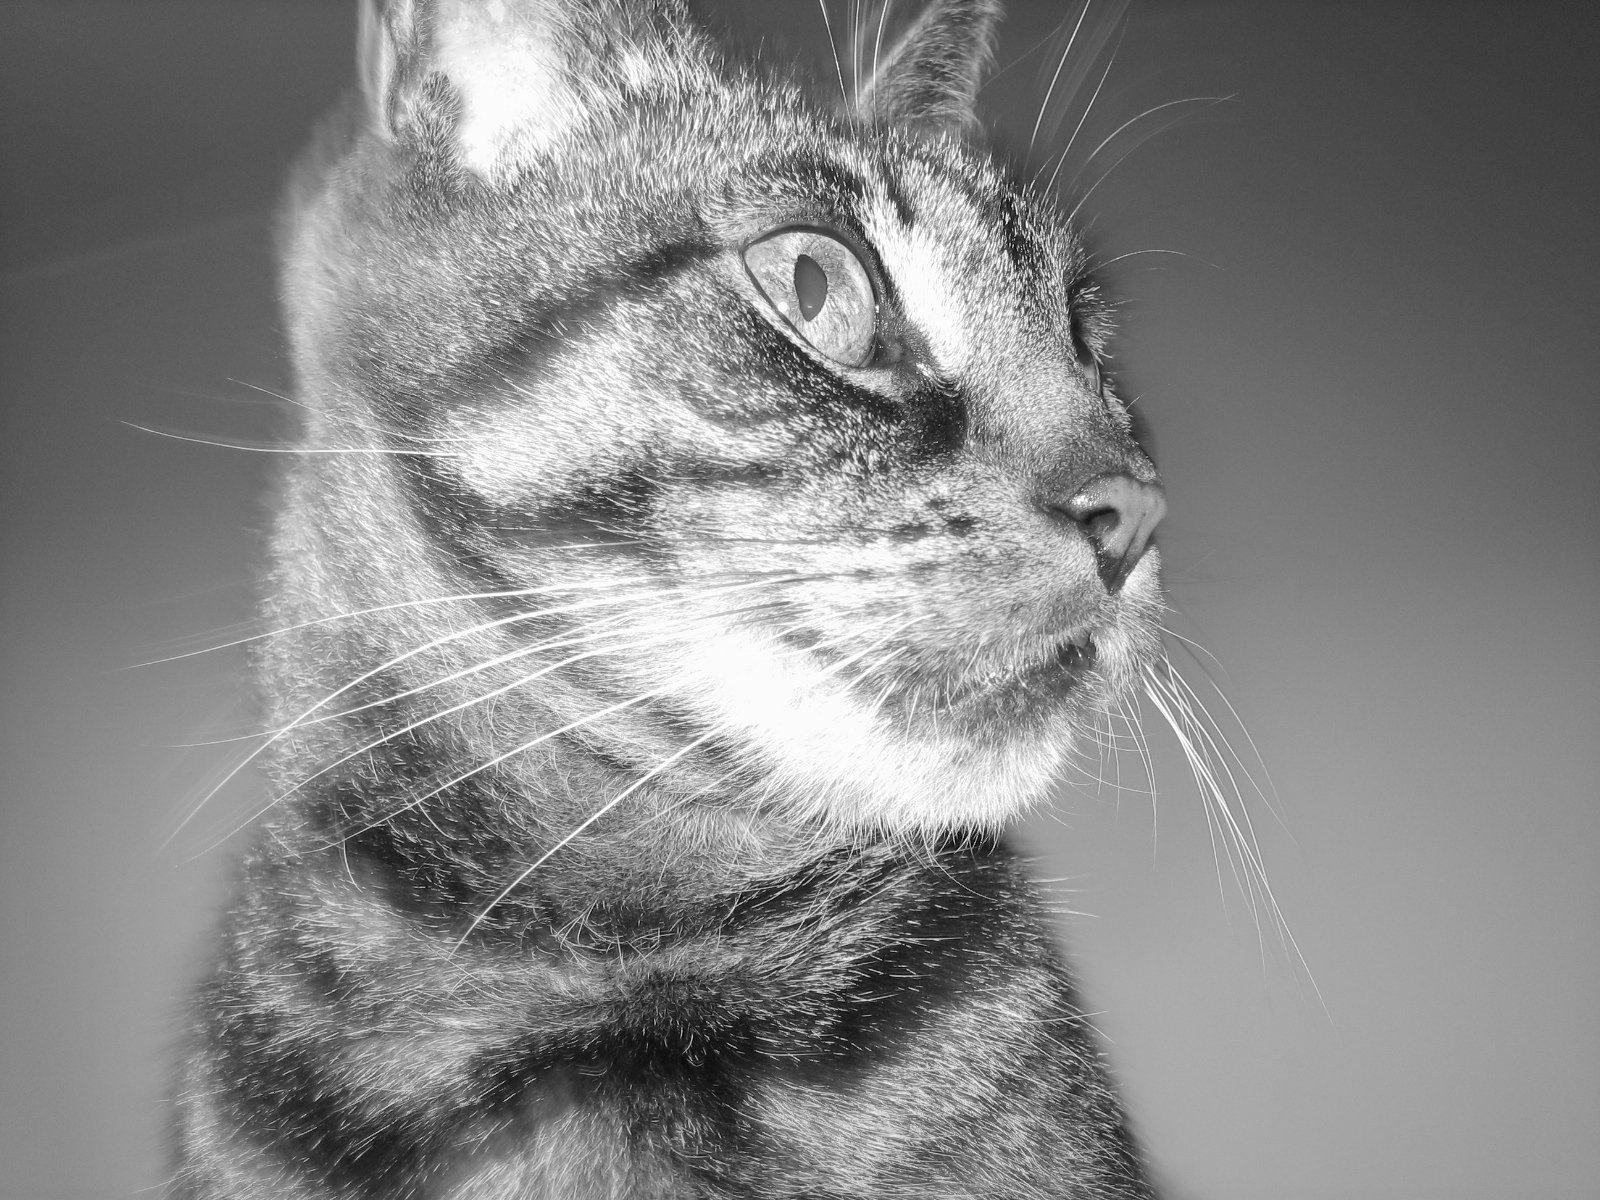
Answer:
[433,0,578,174]
[364,0,706,177]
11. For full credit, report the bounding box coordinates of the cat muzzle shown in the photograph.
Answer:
[1050,472,1167,593]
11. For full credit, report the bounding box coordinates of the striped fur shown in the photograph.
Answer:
[172,2,1166,1196]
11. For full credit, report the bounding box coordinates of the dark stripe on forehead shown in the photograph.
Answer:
[809,155,870,207]
[878,167,918,230]
[884,144,1057,289]
[990,187,1054,285]
[943,172,1061,300]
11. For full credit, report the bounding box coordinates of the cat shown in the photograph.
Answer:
[171,0,1174,1195]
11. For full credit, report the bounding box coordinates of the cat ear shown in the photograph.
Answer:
[358,0,706,175]
[358,0,419,140]
[850,0,1001,135]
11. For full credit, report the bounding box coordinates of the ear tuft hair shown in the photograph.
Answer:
[851,0,1002,135]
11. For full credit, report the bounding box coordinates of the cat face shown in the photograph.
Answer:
[278,0,1165,836]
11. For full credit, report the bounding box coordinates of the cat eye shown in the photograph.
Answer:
[743,229,877,367]
[1081,353,1103,398]
[1069,310,1104,398]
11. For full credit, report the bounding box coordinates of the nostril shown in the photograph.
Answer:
[1078,506,1121,548]
[1051,472,1166,592]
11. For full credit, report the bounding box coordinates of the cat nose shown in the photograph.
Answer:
[1048,472,1167,592]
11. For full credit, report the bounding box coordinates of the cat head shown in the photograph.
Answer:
[277,0,1165,838]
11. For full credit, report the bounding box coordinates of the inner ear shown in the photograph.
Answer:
[357,0,416,141]
[849,0,1002,135]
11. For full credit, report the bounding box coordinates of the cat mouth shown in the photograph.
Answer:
[999,632,1096,692]
[1045,633,1097,682]
[803,626,1101,720]
[930,630,1099,712]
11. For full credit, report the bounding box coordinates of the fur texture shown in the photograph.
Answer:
[172,1,1169,1196]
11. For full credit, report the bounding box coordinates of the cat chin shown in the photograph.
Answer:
[652,621,1143,835]
[775,733,1070,835]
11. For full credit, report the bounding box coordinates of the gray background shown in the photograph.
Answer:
[1,2,1595,1198]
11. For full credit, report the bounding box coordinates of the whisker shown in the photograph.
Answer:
[165,591,673,838]
[861,648,910,722]
[278,635,684,827]
[1117,692,1159,849]
[1145,653,1285,962]
[1140,657,1325,1012]
[122,422,466,457]
[816,0,849,106]
[1151,662,1264,853]
[299,595,813,851]
[1036,15,1124,193]
[224,378,467,445]
[871,0,892,101]
[1159,624,1286,825]
[165,573,813,847]
[852,0,863,113]
[134,576,663,665]
[1063,96,1230,222]
[1086,247,1194,274]
[230,590,807,841]
[1028,0,1093,155]
[1151,659,1294,976]
[1141,663,1243,901]
[258,584,788,733]
[453,727,726,950]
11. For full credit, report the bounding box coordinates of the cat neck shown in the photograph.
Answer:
[258,713,973,947]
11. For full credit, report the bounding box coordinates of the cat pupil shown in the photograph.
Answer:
[794,253,828,321]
